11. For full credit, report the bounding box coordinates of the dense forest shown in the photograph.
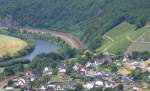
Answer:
[0,0,150,49]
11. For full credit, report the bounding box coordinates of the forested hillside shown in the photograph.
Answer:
[0,0,150,49]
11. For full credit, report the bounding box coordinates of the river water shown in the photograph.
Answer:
[17,40,57,61]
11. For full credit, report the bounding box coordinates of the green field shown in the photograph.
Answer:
[126,27,150,54]
[143,30,150,42]
[0,34,28,57]
[96,21,150,54]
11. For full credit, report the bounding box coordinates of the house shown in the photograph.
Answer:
[48,82,65,90]
[39,85,47,91]
[131,62,141,70]
[21,85,32,91]
[95,59,105,65]
[66,80,77,89]
[80,67,87,75]
[95,72,103,77]
[58,64,66,73]
[16,78,26,86]
[105,81,115,88]
[84,82,94,89]
[43,67,53,76]
[32,70,43,78]
[133,83,143,91]
[94,81,104,87]
[73,63,84,71]
[73,63,87,75]
[85,62,92,68]
[92,71,110,81]
[86,62,96,68]
[121,76,133,84]
[126,58,134,64]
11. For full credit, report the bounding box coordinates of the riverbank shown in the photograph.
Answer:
[20,28,85,50]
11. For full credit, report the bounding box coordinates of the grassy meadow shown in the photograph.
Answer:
[0,34,27,57]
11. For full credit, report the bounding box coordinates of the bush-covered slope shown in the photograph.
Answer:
[0,0,150,48]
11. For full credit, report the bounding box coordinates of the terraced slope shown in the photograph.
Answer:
[0,34,27,57]
[126,26,150,54]
[96,21,149,54]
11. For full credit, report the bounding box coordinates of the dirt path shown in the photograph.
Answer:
[125,32,146,55]
[20,28,85,50]
[126,33,134,42]
[103,35,114,51]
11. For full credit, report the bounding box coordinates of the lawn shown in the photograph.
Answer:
[96,21,150,54]
[0,34,27,57]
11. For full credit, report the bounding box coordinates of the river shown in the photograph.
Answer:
[17,40,57,61]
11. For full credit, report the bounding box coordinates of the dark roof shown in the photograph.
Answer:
[32,70,42,77]
[58,64,66,69]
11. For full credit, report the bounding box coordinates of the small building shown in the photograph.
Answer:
[133,83,143,91]
[39,85,47,91]
[43,67,53,76]
[16,78,26,86]
[66,80,77,89]
[73,63,86,75]
[95,59,105,65]
[85,62,92,68]
[32,70,43,78]
[94,81,104,87]
[73,63,84,71]
[84,82,94,89]
[58,64,66,73]
[121,76,133,84]
[48,82,65,90]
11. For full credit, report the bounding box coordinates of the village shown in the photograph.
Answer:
[3,52,150,91]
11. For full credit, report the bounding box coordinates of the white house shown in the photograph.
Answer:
[94,81,103,87]
[40,86,46,91]
[85,62,92,68]
[43,67,52,76]
[58,64,66,73]
[16,78,26,86]
[95,59,105,65]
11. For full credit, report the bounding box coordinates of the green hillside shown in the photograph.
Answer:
[96,22,150,54]
[0,0,150,49]
[126,26,150,54]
